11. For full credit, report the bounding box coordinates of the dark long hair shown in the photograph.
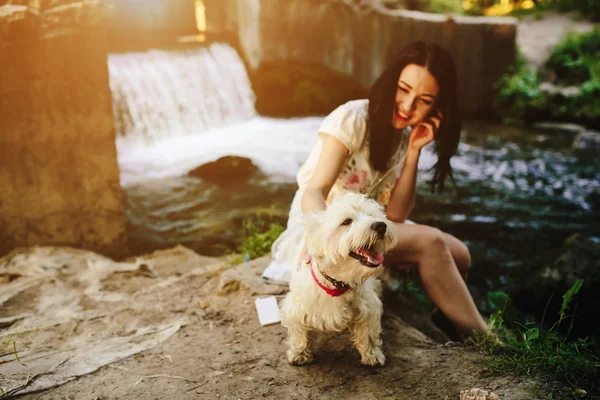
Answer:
[368,41,462,193]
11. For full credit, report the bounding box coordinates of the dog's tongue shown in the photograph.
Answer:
[358,248,384,266]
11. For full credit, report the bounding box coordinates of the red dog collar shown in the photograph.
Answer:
[309,258,350,297]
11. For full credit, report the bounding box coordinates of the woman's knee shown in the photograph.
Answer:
[444,234,471,274]
[417,226,450,255]
[411,226,471,273]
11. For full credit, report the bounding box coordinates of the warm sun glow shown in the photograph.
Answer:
[195,0,206,33]
[521,0,535,9]
[462,0,472,10]
[484,0,514,16]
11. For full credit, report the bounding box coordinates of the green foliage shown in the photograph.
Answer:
[494,51,546,125]
[575,78,600,120]
[546,28,600,85]
[232,210,285,265]
[426,0,465,14]
[408,0,466,14]
[495,31,600,125]
[404,280,435,310]
[471,280,600,397]
[0,336,23,365]
[560,279,583,319]
[549,0,600,21]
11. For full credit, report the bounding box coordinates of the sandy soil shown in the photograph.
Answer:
[0,246,543,400]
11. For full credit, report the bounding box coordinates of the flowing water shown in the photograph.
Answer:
[109,42,600,332]
[109,43,256,145]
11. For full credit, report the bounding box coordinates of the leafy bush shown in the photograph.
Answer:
[495,31,600,126]
[550,0,600,21]
[472,281,600,397]
[232,211,285,265]
[408,0,465,14]
[427,0,465,14]
[494,51,547,125]
[576,78,600,120]
[546,28,600,85]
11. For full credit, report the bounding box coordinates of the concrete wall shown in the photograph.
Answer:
[205,0,517,114]
[0,3,128,258]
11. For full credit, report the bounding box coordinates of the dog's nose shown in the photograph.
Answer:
[371,222,387,236]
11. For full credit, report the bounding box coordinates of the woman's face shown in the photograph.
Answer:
[391,64,439,130]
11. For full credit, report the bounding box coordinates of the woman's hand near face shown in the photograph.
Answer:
[409,110,442,152]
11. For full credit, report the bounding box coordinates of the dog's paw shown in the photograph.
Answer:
[287,350,314,366]
[360,348,386,367]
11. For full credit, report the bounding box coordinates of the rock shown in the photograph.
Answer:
[572,130,600,154]
[252,60,367,117]
[1,1,128,258]
[513,234,600,337]
[0,0,40,8]
[218,255,287,296]
[539,82,582,97]
[532,122,586,135]
[41,0,108,34]
[109,0,198,45]
[0,5,40,42]
[188,156,259,185]
[543,234,600,286]
[460,388,499,400]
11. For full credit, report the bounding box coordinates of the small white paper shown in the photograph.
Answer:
[261,260,291,285]
[255,296,281,326]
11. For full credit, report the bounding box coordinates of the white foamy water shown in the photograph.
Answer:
[117,116,323,186]
[109,43,257,144]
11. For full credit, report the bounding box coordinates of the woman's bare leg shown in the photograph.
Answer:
[389,223,487,335]
[442,231,471,281]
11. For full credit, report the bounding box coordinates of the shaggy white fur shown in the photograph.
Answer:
[280,192,398,366]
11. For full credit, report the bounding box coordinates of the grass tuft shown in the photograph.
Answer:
[231,208,285,265]
[470,280,600,398]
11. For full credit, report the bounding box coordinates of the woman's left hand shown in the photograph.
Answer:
[409,111,442,152]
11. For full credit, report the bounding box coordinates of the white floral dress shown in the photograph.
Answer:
[262,99,411,284]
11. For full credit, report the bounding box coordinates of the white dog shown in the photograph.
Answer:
[280,192,398,366]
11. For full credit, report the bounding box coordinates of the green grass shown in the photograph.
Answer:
[230,209,285,265]
[470,280,600,399]
[0,336,23,365]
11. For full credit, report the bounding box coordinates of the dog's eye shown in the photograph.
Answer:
[341,218,353,226]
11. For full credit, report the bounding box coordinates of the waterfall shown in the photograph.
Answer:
[108,43,257,145]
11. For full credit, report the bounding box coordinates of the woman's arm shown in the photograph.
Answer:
[386,112,443,223]
[301,134,350,213]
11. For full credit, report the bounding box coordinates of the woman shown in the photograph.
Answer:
[263,41,488,337]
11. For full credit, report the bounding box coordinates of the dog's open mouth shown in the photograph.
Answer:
[349,246,384,268]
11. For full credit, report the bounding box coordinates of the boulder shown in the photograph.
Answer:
[188,156,259,185]
[0,5,40,42]
[252,60,368,117]
[512,234,600,337]
[572,130,600,154]
[532,122,586,135]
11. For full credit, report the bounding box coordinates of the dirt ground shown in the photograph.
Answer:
[516,11,598,69]
[4,11,597,400]
[0,246,544,400]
